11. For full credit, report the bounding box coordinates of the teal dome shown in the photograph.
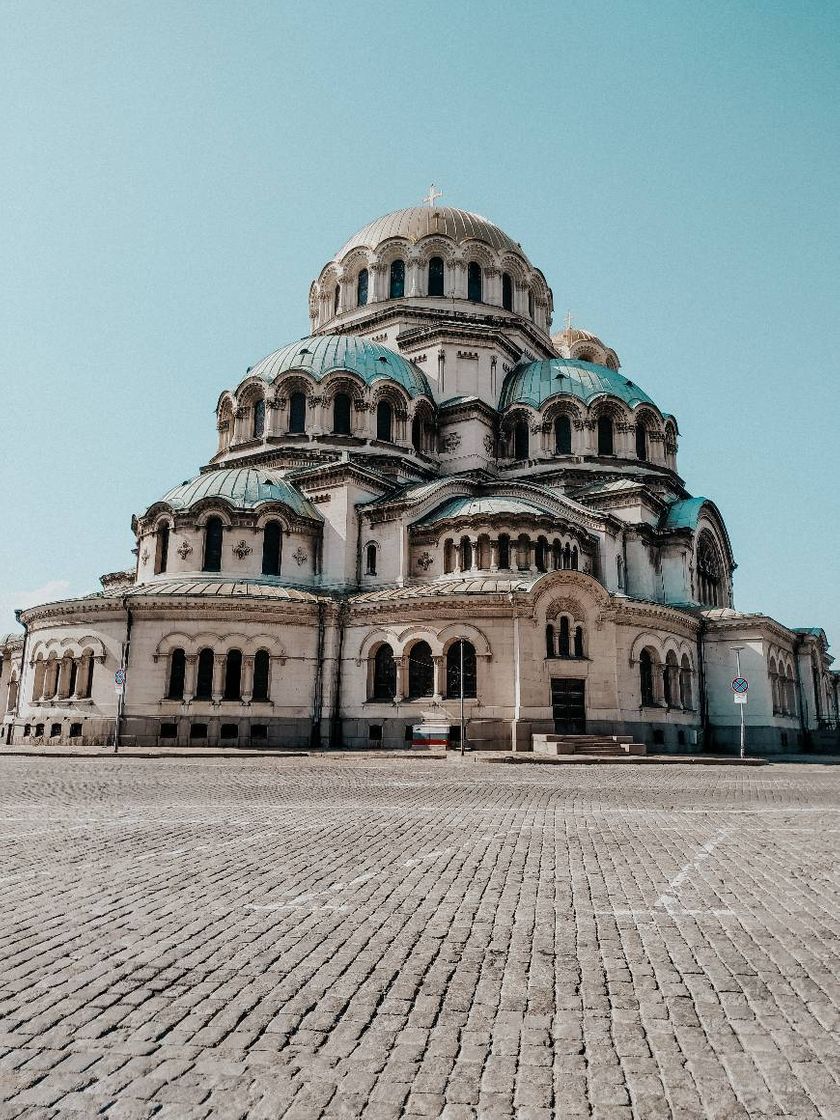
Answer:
[157,468,321,520]
[243,334,432,399]
[499,358,660,413]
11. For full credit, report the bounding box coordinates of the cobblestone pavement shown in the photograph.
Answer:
[1,758,839,1120]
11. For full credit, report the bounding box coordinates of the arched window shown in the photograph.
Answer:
[224,649,242,701]
[376,400,393,442]
[664,651,679,707]
[408,641,434,699]
[333,392,352,435]
[535,538,547,572]
[154,523,170,575]
[635,422,647,461]
[288,391,307,434]
[443,538,456,574]
[545,625,555,659]
[389,259,405,299]
[253,650,270,702]
[563,543,572,569]
[7,675,18,712]
[571,546,578,571]
[558,617,571,658]
[203,517,223,572]
[552,539,562,570]
[513,419,529,461]
[597,415,614,455]
[467,261,482,302]
[333,285,340,315]
[502,272,513,311]
[446,640,477,699]
[574,626,584,658]
[372,644,396,700]
[640,649,654,706]
[497,534,510,569]
[428,256,444,297]
[196,648,214,700]
[697,532,724,607]
[357,268,368,307]
[459,537,472,572]
[528,290,535,318]
[262,520,282,576]
[680,655,693,710]
[555,415,572,454]
[167,649,186,700]
[252,398,266,439]
[365,543,377,575]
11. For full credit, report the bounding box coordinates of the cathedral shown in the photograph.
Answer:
[2,200,838,753]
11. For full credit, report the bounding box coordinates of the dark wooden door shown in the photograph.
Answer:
[551,678,586,734]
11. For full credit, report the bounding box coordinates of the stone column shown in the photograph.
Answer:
[470,538,480,573]
[489,539,499,572]
[393,657,405,704]
[368,265,382,304]
[241,655,254,706]
[58,658,72,700]
[452,261,467,299]
[432,656,444,702]
[183,655,197,704]
[212,654,226,704]
[407,260,421,297]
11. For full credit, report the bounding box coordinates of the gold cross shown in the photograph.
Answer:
[423,183,442,207]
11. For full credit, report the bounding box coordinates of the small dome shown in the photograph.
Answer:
[552,326,619,368]
[243,334,432,400]
[499,358,659,412]
[337,205,526,259]
[156,468,321,519]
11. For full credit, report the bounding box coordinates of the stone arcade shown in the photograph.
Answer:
[2,203,838,752]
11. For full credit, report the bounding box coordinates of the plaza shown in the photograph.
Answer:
[1,756,839,1118]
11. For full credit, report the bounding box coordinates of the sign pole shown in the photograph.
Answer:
[733,646,746,759]
[459,639,465,758]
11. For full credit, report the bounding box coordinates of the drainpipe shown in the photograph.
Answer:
[509,590,521,752]
[11,609,28,745]
[311,601,326,749]
[330,602,348,749]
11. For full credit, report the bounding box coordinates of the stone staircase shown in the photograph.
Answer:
[532,733,646,756]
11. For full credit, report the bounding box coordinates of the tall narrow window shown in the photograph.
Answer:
[78,652,93,699]
[252,398,266,438]
[574,626,584,658]
[552,540,563,570]
[333,285,340,315]
[408,641,434,699]
[559,617,571,657]
[372,644,396,700]
[555,415,572,454]
[196,648,214,700]
[545,625,555,659]
[571,546,578,571]
[428,256,444,297]
[289,391,307,434]
[411,414,423,452]
[262,520,282,576]
[498,534,510,569]
[446,640,477,699]
[467,261,482,302]
[502,272,513,311]
[597,415,614,455]
[535,538,547,572]
[333,392,352,435]
[444,538,456,573]
[203,517,223,572]
[635,423,647,460]
[253,650,270,702]
[376,400,393,442]
[389,259,405,299]
[365,543,377,575]
[459,537,472,571]
[528,290,535,318]
[167,649,186,700]
[513,420,529,461]
[357,268,368,306]
[224,649,242,701]
[640,649,654,706]
[154,523,170,575]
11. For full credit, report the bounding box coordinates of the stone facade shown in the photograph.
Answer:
[2,203,837,753]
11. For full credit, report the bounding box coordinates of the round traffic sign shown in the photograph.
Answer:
[731,676,749,694]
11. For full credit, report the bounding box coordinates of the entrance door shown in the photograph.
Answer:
[551,678,586,734]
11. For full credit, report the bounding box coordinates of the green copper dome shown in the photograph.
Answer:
[157,468,321,520]
[243,334,432,399]
[499,358,660,412]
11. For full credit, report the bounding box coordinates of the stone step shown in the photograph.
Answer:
[532,733,646,757]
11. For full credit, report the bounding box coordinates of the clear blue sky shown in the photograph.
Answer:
[1,1,838,648]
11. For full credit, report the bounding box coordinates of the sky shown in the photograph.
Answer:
[0,0,838,648]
